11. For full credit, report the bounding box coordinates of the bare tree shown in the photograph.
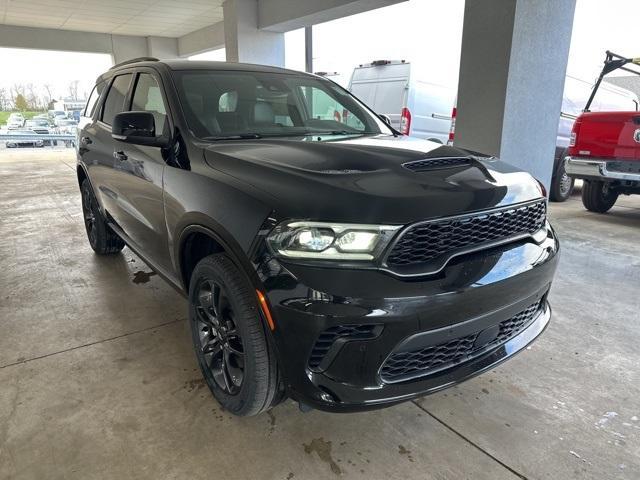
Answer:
[26,83,40,110]
[43,83,54,103]
[68,80,80,101]
[10,83,25,109]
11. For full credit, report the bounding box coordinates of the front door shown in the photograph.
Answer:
[108,71,172,271]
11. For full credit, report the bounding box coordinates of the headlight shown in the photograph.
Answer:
[267,221,400,260]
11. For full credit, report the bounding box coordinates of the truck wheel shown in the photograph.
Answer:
[581,180,618,213]
[80,179,125,254]
[550,150,574,202]
[188,254,283,416]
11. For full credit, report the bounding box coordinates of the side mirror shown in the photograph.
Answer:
[379,114,392,126]
[112,111,169,148]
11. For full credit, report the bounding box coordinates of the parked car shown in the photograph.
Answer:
[348,60,455,143]
[77,58,559,416]
[48,109,66,119]
[54,119,78,147]
[25,118,54,146]
[448,73,639,202]
[5,129,45,148]
[6,113,25,129]
[565,51,640,212]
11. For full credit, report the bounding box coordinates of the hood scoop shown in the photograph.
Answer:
[402,156,472,172]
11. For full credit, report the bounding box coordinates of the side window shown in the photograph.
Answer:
[84,82,105,118]
[131,73,169,137]
[101,74,133,126]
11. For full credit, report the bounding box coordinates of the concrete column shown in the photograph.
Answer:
[305,26,313,73]
[454,0,576,189]
[223,0,285,66]
[146,36,178,59]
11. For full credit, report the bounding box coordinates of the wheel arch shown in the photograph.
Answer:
[176,219,263,295]
[77,163,89,188]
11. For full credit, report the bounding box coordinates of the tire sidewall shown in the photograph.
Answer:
[188,255,266,415]
[81,179,104,250]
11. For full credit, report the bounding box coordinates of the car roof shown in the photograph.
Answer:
[97,58,315,83]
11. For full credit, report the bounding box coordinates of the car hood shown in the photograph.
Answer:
[203,134,543,224]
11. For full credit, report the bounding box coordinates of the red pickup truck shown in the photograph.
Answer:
[565,52,640,212]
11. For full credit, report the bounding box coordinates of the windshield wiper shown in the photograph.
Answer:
[304,130,363,136]
[203,133,262,141]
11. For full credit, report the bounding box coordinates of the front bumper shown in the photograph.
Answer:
[258,225,559,412]
[565,156,640,182]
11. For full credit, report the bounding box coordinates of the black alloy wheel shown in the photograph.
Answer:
[193,278,245,394]
[82,183,98,248]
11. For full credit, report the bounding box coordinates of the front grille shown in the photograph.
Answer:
[380,300,543,383]
[386,200,546,271]
[308,324,379,371]
[403,157,472,172]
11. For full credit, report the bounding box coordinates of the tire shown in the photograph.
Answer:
[80,178,125,254]
[550,150,574,202]
[188,254,282,416]
[581,180,618,213]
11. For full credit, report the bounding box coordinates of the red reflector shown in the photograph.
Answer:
[400,107,411,135]
[447,106,457,145]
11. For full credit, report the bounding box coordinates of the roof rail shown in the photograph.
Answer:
[110,57,159,70]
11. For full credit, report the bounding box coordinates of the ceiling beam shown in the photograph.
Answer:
[178,21,225,57]
[258,0,407,32]
[0,24,113,54]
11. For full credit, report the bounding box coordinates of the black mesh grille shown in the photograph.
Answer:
[403,157,472,171]
[386,200,546,269]
[380,300,543,383]
[308,325,379,370]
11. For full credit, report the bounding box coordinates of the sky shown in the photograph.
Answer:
[0,0,638,103]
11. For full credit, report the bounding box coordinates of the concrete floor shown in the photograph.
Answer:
[0,149,638,480]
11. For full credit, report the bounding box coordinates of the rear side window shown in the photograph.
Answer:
[131,73,168,136]
[84,82,105,118]
[101,74,133,125]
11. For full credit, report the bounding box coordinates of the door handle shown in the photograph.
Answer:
[81,136,93,145]
[113,151,128,161]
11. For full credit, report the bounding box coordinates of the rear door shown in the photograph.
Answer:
[90,73,134,220]
[408,81,455,143]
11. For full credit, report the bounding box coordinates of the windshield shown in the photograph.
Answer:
[172,70,393,139]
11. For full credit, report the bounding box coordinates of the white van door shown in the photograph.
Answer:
[349,62,410,131]
[408,81,455,143]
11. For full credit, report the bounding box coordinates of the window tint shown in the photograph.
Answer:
[101,74,132,125]
[131,73,168,136]
[84,82,105,118]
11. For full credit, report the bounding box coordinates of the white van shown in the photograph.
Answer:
[348,60,456,143]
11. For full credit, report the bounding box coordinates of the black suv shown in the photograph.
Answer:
[77,57,559,416]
